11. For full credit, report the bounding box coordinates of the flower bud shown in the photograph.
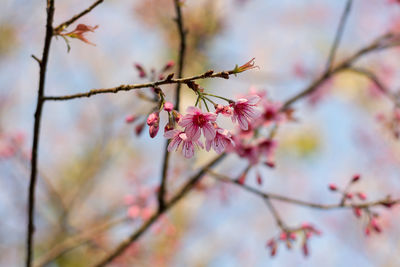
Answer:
[163,102,174,112]
[328,183,337,191]
[147,112,160,126]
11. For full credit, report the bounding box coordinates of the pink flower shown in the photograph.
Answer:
[231,95,261,130]
[205,128,233,154]
[261,101,282,125]
[164,129,203,158]
[178,107,217,140]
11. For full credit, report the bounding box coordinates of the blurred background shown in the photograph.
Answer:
[1,0,400,266]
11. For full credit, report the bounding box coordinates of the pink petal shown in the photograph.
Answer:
[238,115,249,130]
[246,95,261,105]
[178,115,194,127]
[202,123,216,140]
[182,141,194,158]
[164,129,180,139]
[168,136,182,152]
[186,124,201,140]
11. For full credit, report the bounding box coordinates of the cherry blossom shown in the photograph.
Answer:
[178,107,217,140]
[205,127,233,154]
[231,95,261,130]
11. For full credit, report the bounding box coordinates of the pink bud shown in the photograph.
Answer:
[135,122,145,136]
[264,161,275,168]
[353,207,362,218]
[346,193,353,199]
[163,102,174,112]
[134,63,147,78]
[163,60,175,71]
[149,124,159,138]
[370,219,382,233]
[302,243,309,257]
[357,192,367,201]
[279,232,287,240]
[125,115,137,123]
[328,184,337,191]
[256,172,263,185]
[147,112,159,126]
[352,174,361,182]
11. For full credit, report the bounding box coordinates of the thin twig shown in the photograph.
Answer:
[53,0,105,33]
[208,171,399,210]
[281,32,400,110]
[43,69,235,101]
[27,1,55,266]
[325,0,353,72]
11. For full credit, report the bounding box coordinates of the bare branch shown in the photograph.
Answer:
[325,0,353,72]
[208,171,399,210]
[43,69,239,101]
[27,1,55,266]
[157,0,188,211]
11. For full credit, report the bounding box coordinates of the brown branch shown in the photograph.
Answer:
[53,0,104,33]
[157,0,188,211]
[325,0,353,72]
[27,1,55,266]
[43,69,236,101]
[208,171,399,210]
[34,217,128,267]
[281,32,400,110]
[93,154,226,266]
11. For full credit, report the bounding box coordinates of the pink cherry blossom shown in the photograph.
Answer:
[231,95,261,130]
[205,128,234,154]
[178,107,217,140]
[164,129,203,158]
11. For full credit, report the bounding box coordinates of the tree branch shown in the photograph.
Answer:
[281,32,400,110]
[43,69,237,101]
[208,171,399,210]
[157,0,188,211]
[27,1,55,266]
[325,0,353,72]
[53,0,105,33]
